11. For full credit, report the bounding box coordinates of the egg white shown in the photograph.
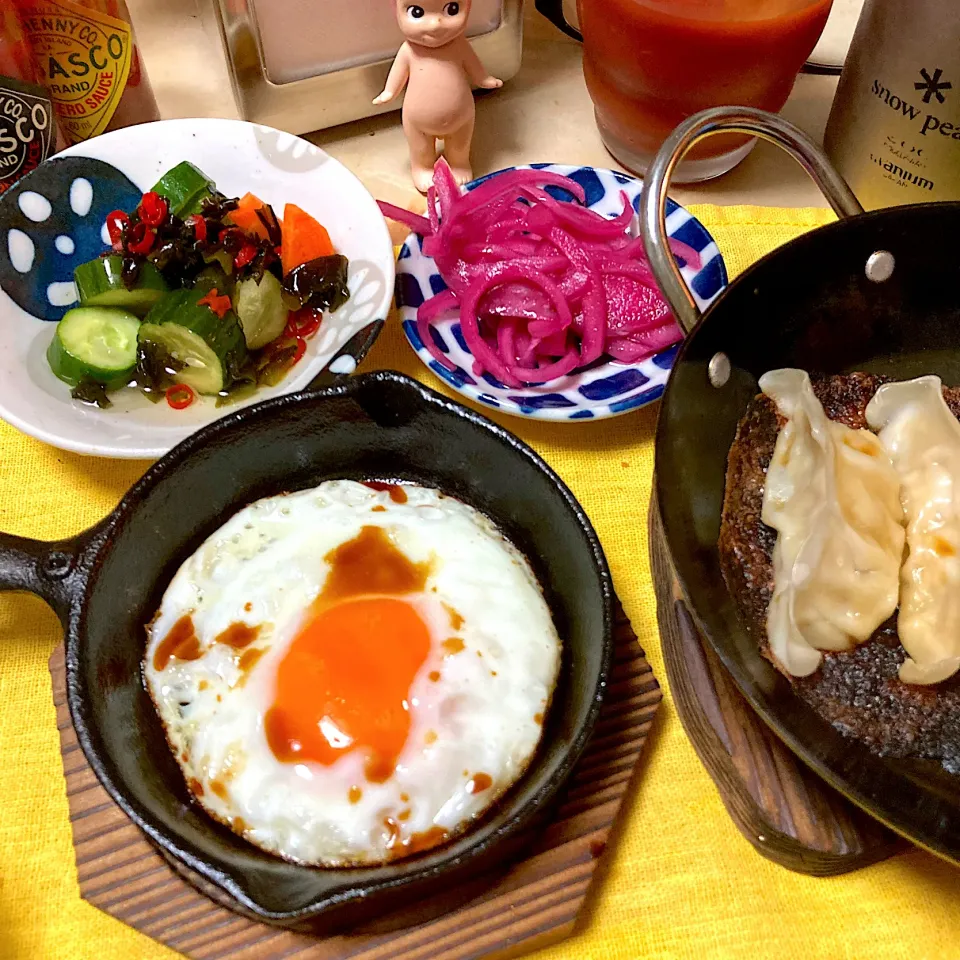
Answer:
[143,479,561,866]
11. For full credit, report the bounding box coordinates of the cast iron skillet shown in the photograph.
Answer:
[0,371,613,928]
[641,106,960,865]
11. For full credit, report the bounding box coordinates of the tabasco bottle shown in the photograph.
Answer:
[0,4,60,192]
[16,0,160,146]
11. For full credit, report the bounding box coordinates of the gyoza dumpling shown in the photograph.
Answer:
[866,375,960,685]
[760,369,905,677]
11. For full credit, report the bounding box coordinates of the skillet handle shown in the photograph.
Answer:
[639,106,865,335]
[0,529,92,625]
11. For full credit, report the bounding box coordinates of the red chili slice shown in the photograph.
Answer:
[187,214,208,243]
[285,307,322,340]
[197,288,233,319]
[292,337,307,365]
[138,191,168,227]
[233,243,257,270]
[126,221,156,256]
[165,384,195,410]
[105,209,128,246]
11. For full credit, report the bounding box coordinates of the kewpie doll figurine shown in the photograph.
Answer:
[374,0,503,193]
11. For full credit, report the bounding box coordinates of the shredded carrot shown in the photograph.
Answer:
[198,288,233,319]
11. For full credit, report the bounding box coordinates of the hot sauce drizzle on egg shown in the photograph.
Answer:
[264,526,433,787]
[153,615,202,671]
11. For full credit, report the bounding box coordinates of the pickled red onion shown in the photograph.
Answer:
[381,159,688,386]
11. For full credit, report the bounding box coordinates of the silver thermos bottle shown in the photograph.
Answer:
[823,0,960,210]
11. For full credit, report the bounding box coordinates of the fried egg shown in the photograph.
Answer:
[143,479,561,866]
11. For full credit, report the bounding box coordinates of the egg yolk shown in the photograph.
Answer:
[265,597,430,779]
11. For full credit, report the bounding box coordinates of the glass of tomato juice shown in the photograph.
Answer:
[548,0,834,182]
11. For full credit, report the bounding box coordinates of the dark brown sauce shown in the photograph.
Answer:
[238,647,265,673]
[365,753,395,784]
[153,615,201,671]
[348,785,362,804]
[363,481,408,503]
[382,820,450,859]
[188,777,204,797]
[383,816,401,849]
[442,637,464,656]
[467,772,492,794]
[934,536,956,557]
[443,603,464,630]
[210,780,229,801]
[404,825,450,856]
[215,622,261,649]
[322,525,430,601]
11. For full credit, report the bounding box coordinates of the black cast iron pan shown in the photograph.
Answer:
[0,371,613,929]
[641,106,960,865]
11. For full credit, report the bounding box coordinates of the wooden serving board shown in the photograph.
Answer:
[647,496,905,876]
[51,599,661,960]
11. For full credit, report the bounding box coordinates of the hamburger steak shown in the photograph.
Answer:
[719,372,960,773]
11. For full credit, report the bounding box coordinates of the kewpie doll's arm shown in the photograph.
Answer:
[373,44,411,104]
[461,39,502,90]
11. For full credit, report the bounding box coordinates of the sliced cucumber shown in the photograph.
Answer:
[202,249,234,276]
[192,264,233,297]
[233,271,287,349]
[74,255,169,315]
[47,307,141,387]
[151,161,215,218]
[139,288,247,395]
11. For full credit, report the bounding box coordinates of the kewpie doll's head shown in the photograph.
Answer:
[394,0,470,48]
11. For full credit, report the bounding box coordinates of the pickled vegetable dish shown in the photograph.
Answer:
[47,161,350,410]
[379,159,692,387]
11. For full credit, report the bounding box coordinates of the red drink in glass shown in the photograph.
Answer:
[578,0,833,181]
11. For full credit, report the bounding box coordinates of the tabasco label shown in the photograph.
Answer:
[0,76,56,192]
[18,0,133,144]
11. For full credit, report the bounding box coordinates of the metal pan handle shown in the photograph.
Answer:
[0,528,97,625]
[639,106,864,334]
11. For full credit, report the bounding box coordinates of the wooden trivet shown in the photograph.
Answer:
[647,496,905,876]
[51,599,660,959]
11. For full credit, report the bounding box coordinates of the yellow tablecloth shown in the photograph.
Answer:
[2,206,958,960]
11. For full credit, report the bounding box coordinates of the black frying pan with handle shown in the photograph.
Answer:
[0,371,612,929]
[641,106,960,864]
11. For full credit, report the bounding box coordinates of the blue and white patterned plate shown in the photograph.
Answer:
[396,164,727,421]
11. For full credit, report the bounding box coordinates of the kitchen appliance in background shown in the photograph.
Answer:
[213,0,523,135]
[824,0,960,208]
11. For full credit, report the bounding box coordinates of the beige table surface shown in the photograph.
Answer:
[128,0,839,212]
